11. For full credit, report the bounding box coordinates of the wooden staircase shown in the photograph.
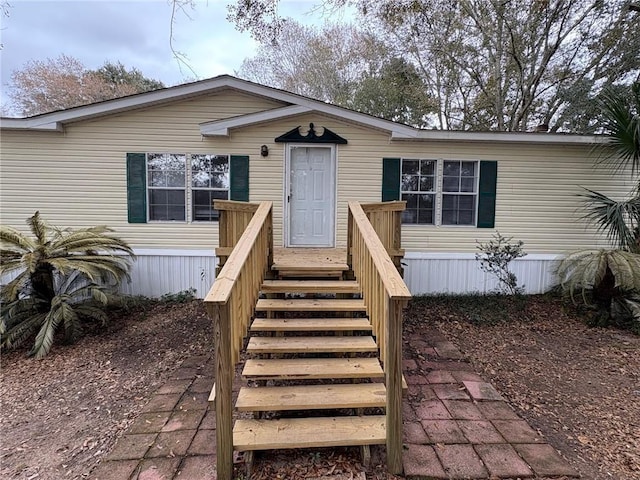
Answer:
[206,200,410,479]
[234,277,388,460]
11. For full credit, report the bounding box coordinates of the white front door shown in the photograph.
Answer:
[286,145,336,247]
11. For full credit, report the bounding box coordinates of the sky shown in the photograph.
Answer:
[0,0,354,113]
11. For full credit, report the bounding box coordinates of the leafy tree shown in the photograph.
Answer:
[237,21,386,105]
[8,55,164,116]
[237,20,436,126]
[352,57,435,127]
[1,212,134,357]
[91,61,165,94]
[228,0,640,132]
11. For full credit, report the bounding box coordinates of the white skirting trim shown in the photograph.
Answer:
[403,253,560,295]
[2,250,562,299]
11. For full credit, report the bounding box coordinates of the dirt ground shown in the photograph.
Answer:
[414,294,640,480]
[1,295,639,480]
[0,301,212,480]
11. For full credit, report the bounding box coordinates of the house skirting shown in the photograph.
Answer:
[1,250,560,299]
[403,252,560,296]
[118,250,560,298]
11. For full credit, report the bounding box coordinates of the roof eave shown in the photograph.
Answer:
[0,118,62,131]
[393,130,605,145]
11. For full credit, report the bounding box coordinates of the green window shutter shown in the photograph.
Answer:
[382,157,401,201]
[477,160,498,228]
[230,155,249,201]
[126,153,147,223]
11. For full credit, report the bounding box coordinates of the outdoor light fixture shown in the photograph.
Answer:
[260,145,269,157]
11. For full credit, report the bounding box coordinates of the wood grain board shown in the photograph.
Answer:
[242,358,384,380]
[235,384,386,411]
[233,416,387,451]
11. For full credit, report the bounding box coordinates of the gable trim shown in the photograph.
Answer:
[200,105,312,136]
[275,123,348,144]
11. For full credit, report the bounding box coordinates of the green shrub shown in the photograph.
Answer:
[475,232,527,295]
[160,288,198,304]
[1,212,134,357]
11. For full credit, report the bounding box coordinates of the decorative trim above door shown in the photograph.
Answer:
[275,123,348,144]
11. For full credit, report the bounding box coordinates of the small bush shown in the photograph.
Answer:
[476,232,527,295]
[160,288,198,304]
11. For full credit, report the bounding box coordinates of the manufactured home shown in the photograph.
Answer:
[0,75,626,297]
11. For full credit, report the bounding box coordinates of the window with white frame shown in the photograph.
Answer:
[401,159,436,224]
[146,153,229,222]
[399,158,479,226]
[442,160,478,226]
[147,153,187,221]
[191,154,230,222]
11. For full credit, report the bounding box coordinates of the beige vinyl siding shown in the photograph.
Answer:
[0,91,628,254]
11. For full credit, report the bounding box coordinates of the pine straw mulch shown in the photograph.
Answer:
[1,294,639,479]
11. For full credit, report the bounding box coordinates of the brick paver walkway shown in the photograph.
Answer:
[90,331,579,479]
[401,329,578,479]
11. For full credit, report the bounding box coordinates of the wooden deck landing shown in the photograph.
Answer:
[272,248,348,277]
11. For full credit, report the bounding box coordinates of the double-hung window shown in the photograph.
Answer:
[191,154,230,222]
[394,158,486,227]
[401,159,436,225]
[127,152,241,223]
[442,160,478,226]
[147,153,187,221]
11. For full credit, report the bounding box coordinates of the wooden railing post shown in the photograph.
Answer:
[205,201,273,480]
[206,302,233,480]
[347,201,411,476]
[386,298,406,474]
[346,209,354,279]
[360,201,406,276]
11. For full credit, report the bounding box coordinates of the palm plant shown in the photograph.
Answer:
[556,250,640,331]
[1,212,134,357]
[559,82,640,331]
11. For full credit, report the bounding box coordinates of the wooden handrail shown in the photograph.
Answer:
[348,201,411,475]
[214,200,261,274]
[204,201,273,480]
[356,200,406,276]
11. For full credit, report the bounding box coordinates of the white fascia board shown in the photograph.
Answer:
[0,118,62,131]
[396,129,604,145]
[200,105,312,136]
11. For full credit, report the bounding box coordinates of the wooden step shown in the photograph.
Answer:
[236,383,386,411]
[250,317,372,332]
[247,336,378,354]
[261,279,360,294]
[255,298,366,312]
[272,263,349,273]
[234,415,386,451]
[242,357,384,380]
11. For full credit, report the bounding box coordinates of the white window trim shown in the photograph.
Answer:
[401,158,480,227]
[190,154,231,223]
[441,160,480,227]
[146,153,230,223]
[400,158,438,226]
